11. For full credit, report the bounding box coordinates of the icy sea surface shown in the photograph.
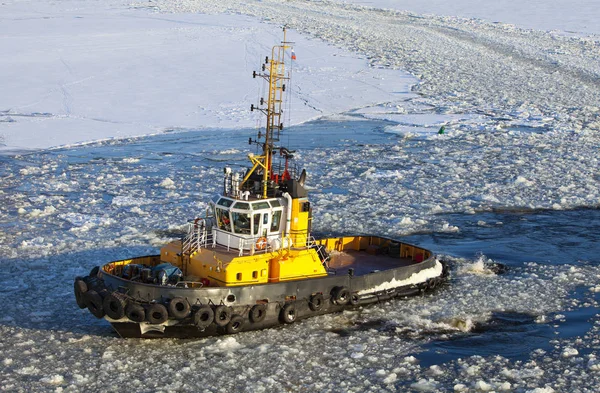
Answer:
[1,117,600,392]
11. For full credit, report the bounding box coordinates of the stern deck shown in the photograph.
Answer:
[327,250,416,276]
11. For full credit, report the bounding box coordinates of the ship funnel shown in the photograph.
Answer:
[298,169,307,186]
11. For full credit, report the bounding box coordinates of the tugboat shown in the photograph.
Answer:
[74,28,448,338]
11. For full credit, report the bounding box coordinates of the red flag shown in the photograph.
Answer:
[291,50,297,60]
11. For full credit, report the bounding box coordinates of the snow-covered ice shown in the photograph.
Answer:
[1,0,600,392]
[0,0,415,153]
[339,0,600,36]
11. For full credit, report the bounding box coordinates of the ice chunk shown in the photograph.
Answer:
[159,177,176,189]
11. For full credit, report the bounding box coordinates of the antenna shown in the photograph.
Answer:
[242,27,294,198]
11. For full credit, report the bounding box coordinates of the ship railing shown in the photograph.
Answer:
[183,218,212,255]
[306,235,331,269]
[288,235,317,250]
[213,230,287,257]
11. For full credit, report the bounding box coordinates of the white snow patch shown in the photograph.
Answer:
[515,176,534,187]
[562,347,579,358]
[112,196,152,206]
[159,177,176,189]
[40,374,64,385]
[473,380,493,391]
[410,379,438,391]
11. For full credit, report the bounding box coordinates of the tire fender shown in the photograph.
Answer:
[125,303,145,323]
[146,303,169,324]
[168,297,191,319]
[103,293,127,320]
[331,286,350,305]
[83,290,105,319]
[349,292,360,306]
[74,278,88,309]
[249,304,267,324]
[193,305,214,329]
[226,315,245,334]
[214,305,232,327]
[308,293,324,312]
[280,302,297,324]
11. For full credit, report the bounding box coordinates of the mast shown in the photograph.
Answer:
[242,27,292,198]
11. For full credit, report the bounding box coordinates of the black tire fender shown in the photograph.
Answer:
[427,278,437,290]
[168,297,191,319]
[194,305,214,329]
[308,293,324,312]
[74,278,88,294]
[103,293,127,320]
[226,315,245,334]
[214,305,232,327]
[146,303,169,324]
[349,292,360,306]
[331,286,350,305]
[442,261,450,277]
[89,266,100,278]
[249,304,267,323]
[280,302,297,324]
[125,303,145,323]
[74,279,88,309]
[83,290,105,319]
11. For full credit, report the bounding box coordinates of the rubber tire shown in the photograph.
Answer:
[214,305,232,327]
[427,278,437,290]
[226,315,245,334]
[74,279,88,309]
[349,293,360,306]
[168,297,191,319]
[280,303,297,324]
[103,293,127,320]
[332,286,350,305]
[147,303,169,324]
[194,305,214,329]
[442,261,450,277]
[89,266,100,278]
[249,304,267,323]
[308,293,324,312]
[125,303,145,323]
[84,290,105,319]
[75,278,88,294]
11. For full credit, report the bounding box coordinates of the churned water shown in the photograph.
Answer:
[1,118,599,392]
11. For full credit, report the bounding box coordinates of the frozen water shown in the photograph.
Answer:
[2,120,600,392]
[338,0,600,36]
[2,0,600,392]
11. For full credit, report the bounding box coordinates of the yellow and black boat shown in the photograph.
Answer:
[74,29,448,338]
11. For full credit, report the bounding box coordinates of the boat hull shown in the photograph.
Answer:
[75,236,447,338]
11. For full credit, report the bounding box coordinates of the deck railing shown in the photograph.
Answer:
[182,217,317,257]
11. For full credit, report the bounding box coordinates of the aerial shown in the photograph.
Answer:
[1,0,599,392]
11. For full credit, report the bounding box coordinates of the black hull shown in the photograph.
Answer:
[75,236,447,339]
[110,284,428,339]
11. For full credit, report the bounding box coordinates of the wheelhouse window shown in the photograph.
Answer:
[232,212,251,234]
[270,210,282,232]
[217,198,234,208]
[233,202,250,210]
[216,208,231,231]
[252,201,270,210]
[253,213,261,236]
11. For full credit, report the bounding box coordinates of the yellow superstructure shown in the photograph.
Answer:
[289,197,311,246]
[154,29,330,288]
[180,242,326,287]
